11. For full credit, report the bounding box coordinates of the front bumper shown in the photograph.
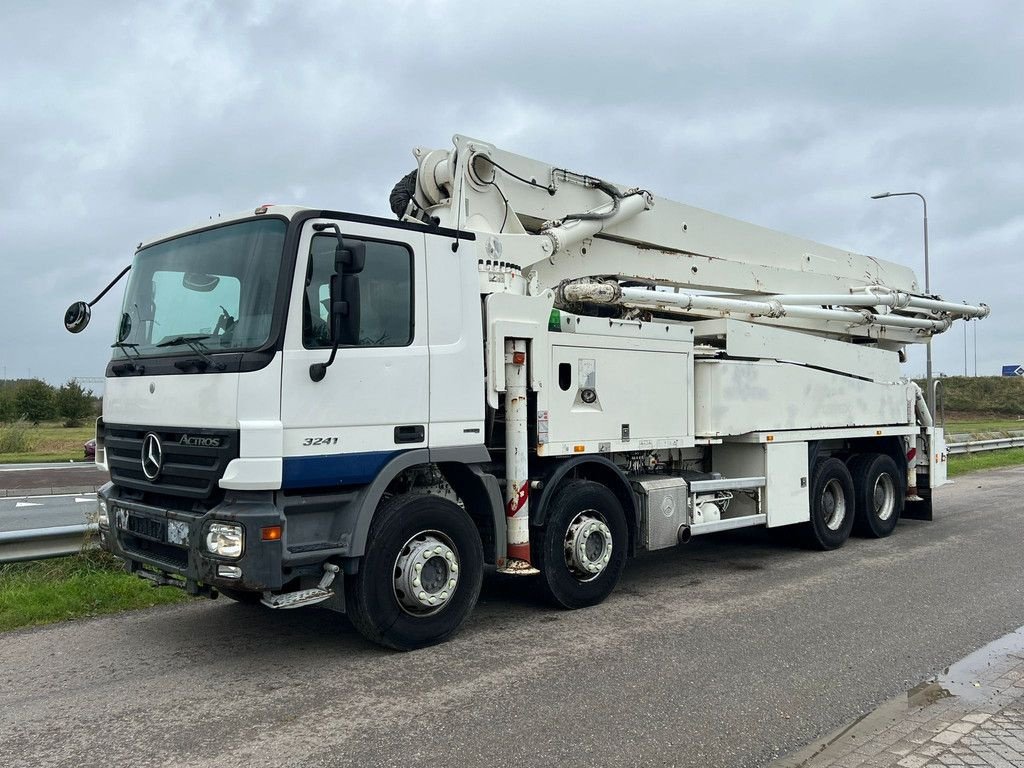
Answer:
[97,482,286,594]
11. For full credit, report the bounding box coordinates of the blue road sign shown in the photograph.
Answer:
[1002,365,1024,377]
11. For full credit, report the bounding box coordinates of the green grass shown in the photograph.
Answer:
[0,421,94,464]
[920,376,1024,417]
[948,448,1024,478]
[0,549,190,632]
[943,418,1024,435]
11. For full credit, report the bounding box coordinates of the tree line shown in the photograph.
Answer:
[0,379,99,427]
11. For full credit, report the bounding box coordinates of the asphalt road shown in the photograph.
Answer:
[0,492,95,532]
[0,461,108,493]
[3,466,1024,768]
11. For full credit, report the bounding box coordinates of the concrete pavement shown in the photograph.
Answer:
[2,465,1024,767]
[775,627,1024,767]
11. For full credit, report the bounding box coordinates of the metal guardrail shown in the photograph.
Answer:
[947,436,1024,455]
[0,523,98,563]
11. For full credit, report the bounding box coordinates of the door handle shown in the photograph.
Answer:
[394,425,425,444]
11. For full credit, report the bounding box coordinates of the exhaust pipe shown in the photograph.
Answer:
[677,525,692,544]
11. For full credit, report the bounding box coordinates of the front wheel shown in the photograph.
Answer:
[532,480,628,609]
[345,494,484,650]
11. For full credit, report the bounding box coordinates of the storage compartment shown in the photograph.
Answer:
[539,336,694,455]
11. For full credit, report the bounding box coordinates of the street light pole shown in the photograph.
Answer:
[871,191,932,413]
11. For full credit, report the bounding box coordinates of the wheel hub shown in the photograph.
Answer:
[564,512,612,581]
[873,473,896,521]
[822,478,847,531]
[393,532,459,616]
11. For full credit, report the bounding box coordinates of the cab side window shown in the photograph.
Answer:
[303,234,414,349]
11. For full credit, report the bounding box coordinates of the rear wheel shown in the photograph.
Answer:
[345,494,484,650]
[800,457,855,550]
[849,453,904,538]
[533,480,628,609]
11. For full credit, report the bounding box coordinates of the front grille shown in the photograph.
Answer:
[105,423,239,500]
[127,514,166,542]
[123,536,189,569]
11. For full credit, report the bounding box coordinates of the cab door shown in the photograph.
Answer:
[279,217,429,489]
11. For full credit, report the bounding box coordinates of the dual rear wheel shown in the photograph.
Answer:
[802,453,905,550]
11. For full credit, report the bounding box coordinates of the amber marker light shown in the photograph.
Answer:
[261,525,283,542]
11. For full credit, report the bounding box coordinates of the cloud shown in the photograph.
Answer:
[0,0,1021,388]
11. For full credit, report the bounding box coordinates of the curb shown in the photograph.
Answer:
[771,693,912,767]
[1,486,99,498]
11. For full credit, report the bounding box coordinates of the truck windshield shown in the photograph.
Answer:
[113,218,287,358]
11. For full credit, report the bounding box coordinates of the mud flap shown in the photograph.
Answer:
[904,489,933,521]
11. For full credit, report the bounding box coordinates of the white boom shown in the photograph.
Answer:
[406,135,988,347]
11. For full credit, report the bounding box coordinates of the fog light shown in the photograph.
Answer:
[217,565,242,579]
[97,498,109,528]
[206,522,243,558]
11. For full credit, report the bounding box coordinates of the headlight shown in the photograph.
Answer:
[97,498,109,528]
[206,522,244,558]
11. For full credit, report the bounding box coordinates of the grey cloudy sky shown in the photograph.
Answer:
[1,0,1021,388]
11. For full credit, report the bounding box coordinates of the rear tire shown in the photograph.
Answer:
[532,480,628,609]
[849,453,904,538]
[345,494,483,651]
[800,457,855,550]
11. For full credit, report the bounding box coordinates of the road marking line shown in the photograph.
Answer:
[0,465,97,472]
[3,493,97,501]
[15,501,42,508]
[75,497,93,503]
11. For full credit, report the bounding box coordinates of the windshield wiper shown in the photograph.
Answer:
[111,341,141,357]
[155,334,213,348]
[156,334,225,371]
[110,342,145,375]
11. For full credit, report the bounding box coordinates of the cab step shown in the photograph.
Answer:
[261,588,334,610]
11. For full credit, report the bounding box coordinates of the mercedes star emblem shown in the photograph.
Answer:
[141,432,163,480]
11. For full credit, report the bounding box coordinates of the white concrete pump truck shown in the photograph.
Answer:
[65,135,988,649]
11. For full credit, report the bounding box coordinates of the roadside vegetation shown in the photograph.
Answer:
[0,378,99,463]
[0,549,189,632]
[947,448,1024,478]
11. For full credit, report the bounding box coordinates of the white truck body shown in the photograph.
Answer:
[75,136,985,649]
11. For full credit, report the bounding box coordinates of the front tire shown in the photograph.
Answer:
[800,457,855,550]
[532,480,628,609]
[849,453,904,538]
[345,494,484,650]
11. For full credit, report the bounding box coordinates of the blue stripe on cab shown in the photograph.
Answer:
[282,450,402,489]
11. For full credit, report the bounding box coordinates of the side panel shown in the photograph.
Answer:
[695,360,911,436]
[423,236,485,449]
[765,442,810,526]
[690,318,902,383]
[547,346,689,446]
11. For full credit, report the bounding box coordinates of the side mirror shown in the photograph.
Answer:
[309,229,365,382]
[329,273,361,345]
[64,301,91,333]
[336,240,365,274]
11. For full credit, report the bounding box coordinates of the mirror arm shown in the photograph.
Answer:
[309,343,339,382]
[88,265,132,307]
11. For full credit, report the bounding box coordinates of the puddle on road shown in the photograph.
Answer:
[926,625,1024,705]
